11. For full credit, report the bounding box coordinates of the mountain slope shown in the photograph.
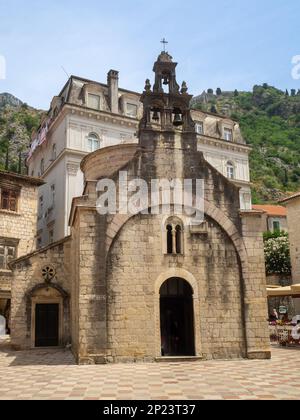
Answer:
[0,93,44,173]
[1,86,300,203]
[192,85,300,203]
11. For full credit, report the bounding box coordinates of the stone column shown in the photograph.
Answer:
[240,211,271,359]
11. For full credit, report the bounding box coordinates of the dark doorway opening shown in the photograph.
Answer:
[0,298,11,334]
[160,278,195,356]
[35,303,59,347]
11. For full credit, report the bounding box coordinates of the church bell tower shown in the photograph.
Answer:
[139,49,196,150]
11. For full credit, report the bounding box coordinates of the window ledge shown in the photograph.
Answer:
[164,253,184,257]
[0,270,13,277]
[0,209,21,216]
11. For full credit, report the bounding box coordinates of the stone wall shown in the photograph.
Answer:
[106,213,245,362]
[70,208,108,364]
[286,197,300,282]
[69,127,270,363]
[285,196,300,313]
[240,212,271,359]
[0,176,41,298]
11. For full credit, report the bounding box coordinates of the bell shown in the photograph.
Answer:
[173,111,183,126]
[152,110,160,122]
[163,76,169,85]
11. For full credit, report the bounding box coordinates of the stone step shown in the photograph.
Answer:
[155,356,203,363]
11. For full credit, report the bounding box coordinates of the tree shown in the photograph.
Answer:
[264,232,291,275]
[285,89,289,96]
[210,105,217,114]
[5,147,9,171]
[291,89,296,97]
[216,88,222,96]
[234,89,239,97]
[18,151,22,174]
[207,88,214,94]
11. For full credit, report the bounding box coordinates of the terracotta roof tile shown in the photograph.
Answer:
[252,205,287,217]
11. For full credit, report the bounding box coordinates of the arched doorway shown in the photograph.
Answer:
[28,285,67,348]
[35,303,59,347]
[160,278,195,356]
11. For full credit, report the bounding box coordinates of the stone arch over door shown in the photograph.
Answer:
[154,268,201,358]
[26,284,69,348]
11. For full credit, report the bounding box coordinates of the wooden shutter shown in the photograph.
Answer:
[6,246,15,266]
[9,191,17,212]
[1,190,9,210]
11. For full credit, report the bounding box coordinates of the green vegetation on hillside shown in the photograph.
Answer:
[192,85,300,203]
[0,96,43,174]
[0,85,300,202]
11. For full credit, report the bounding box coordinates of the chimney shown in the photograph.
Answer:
[107,70,119,114]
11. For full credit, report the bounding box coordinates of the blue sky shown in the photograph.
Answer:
[0,0,299,109]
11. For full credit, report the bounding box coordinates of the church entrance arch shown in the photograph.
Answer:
[160,278,195,356]
[28,285,67,348]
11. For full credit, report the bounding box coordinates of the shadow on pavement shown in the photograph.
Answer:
[0,336,76,366]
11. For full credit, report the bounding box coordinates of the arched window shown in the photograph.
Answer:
[165,219,183,255]
[175,225,182,254]
[166,225,173,254]
[87,133,100,153]
[226,161,235,179]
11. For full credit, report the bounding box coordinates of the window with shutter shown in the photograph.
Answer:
[0,243,17,270]
[87,133,100,152]
[195,122,204,134]
[224,128,233,141]
[126,103,138,117]
[88,94,101,110]
[9,191,17,211]
[0,189,19,212]
[1,190,9,210]
[7,246,15,264]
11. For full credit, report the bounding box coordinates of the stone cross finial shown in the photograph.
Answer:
[144,79,151,92]
[181,81,188,94]
[161,38,168,52]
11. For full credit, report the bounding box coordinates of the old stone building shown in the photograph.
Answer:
[281,192,300,312]
[10,52,270,363]
[27,56,251,249]
[252,205,288,233]
[0,171,43,333]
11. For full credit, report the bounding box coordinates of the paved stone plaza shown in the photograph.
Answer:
[0,340,299,400]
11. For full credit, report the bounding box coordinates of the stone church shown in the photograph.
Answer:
[10,52,270,363]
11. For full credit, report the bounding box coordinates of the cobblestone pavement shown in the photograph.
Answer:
[0,340,299,400]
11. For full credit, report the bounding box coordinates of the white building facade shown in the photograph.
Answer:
[28,70,252,248]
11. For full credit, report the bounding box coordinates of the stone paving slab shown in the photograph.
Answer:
[0,343,300,400]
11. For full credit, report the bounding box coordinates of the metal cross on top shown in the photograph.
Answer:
[161,38,168,52]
